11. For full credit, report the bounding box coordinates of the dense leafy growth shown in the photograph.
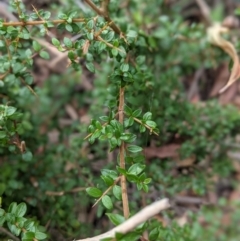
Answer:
[0,0,240,240]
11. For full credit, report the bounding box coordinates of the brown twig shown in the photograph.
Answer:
[133,117,159,136]
[76,198,171,241]
[101,0,110,14]
[118,87,130,219]
[84,0,122,35]
[1,18,85,26]
[92,176,121,207]
[45,187,86,196]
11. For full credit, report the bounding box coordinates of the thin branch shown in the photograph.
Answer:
[45,187,86,196]
[76,198,171,241]
[133,117,158,136]
[118,86,130,219]
[92,176,121,207]
[1,18,85,26]
[101,0,110,14]
[195,0,211,24]
[84,0,122,35]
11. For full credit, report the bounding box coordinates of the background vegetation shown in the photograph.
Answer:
[1,0,240,240]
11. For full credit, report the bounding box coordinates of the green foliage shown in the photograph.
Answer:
[0,202,47,241]
[0,0,240,240]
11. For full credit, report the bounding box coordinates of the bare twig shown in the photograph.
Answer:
[76,198,170,241]
[195,0,211,24]
[45,187,86,196]
[187,67,204,101]
[118,87,130,219]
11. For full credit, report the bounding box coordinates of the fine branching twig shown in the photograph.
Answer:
[76,198,171,241]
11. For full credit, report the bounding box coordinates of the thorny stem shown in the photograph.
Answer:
[118,87,130,219]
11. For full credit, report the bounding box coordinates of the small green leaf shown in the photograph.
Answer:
[145,120,157,128]
[63,37,72,48]
[52,38,60,47]
[116,231,140,241]
[86,62,95,73]
[127,145,143,153]
[139,125,146,133]
[0,208,5,216]
[106,213,125,226]
[136,55,146,65]
[87,19,94,29]
[111,48,118,56]
[0,131,6,139]
[41,11,51,20]
[101,169,118,179]
[22,231,35,239]
[126,174,139,183]
[117,167,127,175]
[15,203,27,217]
[149,227,160,241]
[5,106,16,116]
[143,112,152,121]
[25,75,33,85]
[101,175,114,186]
[113,185,122,200]
[86,187,102,198]
[8,202,17,214]
[22,151,33,162]
[120,63,129,72]
[102,195,113,210]
[142,184,149,192]
[144,178,152,184]
[7,223,21,236]
[87,32,94,40]
[0,216,6,226]
[39,50,50,59]
[128,163,145,175]
[120,133,136,143]
[124,105,132,115]
[58,13,67,20]
[104,31,114,42]
[126,30,138,38]
[132,109,142,117]
[137,182,143,190]
[35,231,47,240]
[32,41,41,52]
